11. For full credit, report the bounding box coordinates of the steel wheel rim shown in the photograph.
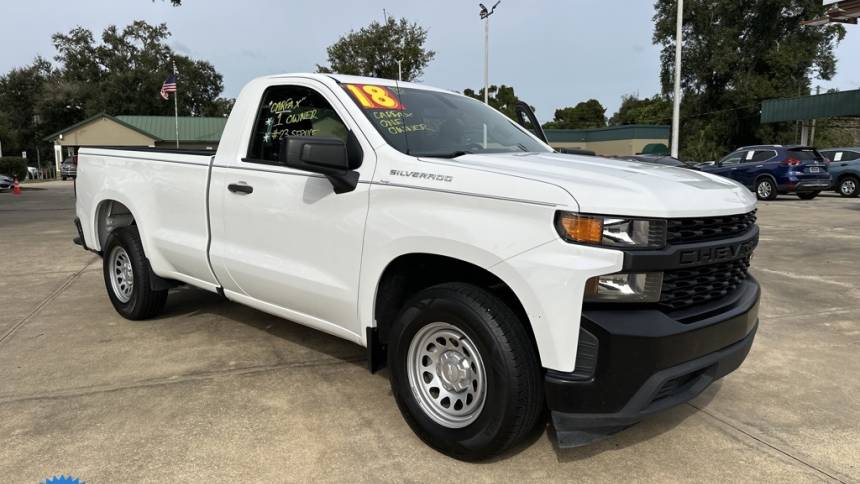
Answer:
[757,181,772,198]
[406,322,487,428]
[842,179,856,195]
[109,246,134,303]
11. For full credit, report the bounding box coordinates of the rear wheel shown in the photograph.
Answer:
[838,176,859,198]
[797,191,820,200]
[102,226,168,320]
[388,283,543,461]
[755,178,777,201]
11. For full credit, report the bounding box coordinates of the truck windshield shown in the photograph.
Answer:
[341,84,552,158]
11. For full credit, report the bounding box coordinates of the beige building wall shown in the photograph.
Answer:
[55,117,156,147]
[550,138,669,156]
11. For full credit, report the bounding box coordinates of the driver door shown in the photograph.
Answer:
[208,81,374,339]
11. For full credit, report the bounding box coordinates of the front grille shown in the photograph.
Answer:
[659,257,751,311]
[667,210,757,245]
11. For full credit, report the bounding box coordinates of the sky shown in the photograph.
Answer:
[2,0,859,123]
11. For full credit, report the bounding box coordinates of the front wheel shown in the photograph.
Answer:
[102,226,168,320]
[388,283,543,461]
[755,178,778,200]
[838,176,859,198]
[797,191,820,200]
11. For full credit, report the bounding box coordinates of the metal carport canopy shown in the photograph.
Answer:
[761,89,860,123]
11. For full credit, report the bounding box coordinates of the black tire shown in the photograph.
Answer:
[838,176,859,198]
[755,178,778,201]
[61,176,67,181]
[387,283,543,461]
[102,226,168,320]
[797,191,820,200]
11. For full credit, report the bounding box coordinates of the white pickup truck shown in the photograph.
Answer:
[74,73,760,460]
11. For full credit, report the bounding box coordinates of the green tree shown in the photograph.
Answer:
[653,0,845,160]
[0,21,231,161]
[51,21,229,117]
[543,99,607,129]
[610,94,672,126]
[316,17,435,81]
[0,58,63,160]
[462,85,523,120]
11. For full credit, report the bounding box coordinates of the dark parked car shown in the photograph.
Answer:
[61,156,77,180]
[0,174,12,192]
[701,145,831,200]
[819,148,860,198]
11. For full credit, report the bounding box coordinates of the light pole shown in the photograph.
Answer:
[479,2,501,105]
[670,0,684,159]
[396,59,403,81]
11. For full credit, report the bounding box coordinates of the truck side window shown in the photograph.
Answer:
[246,85,348,163]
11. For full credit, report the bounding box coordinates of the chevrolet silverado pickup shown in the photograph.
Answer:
[74,73,760,461]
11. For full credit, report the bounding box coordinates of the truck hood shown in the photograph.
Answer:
[450,152,757,218]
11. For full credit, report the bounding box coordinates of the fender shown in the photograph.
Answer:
[358,236,557,354]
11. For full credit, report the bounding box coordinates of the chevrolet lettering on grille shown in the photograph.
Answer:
[679,239,757,266]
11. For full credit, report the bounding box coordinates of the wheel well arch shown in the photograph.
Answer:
[373,253,540,364]
[95,199,137,250]
[837,172,859,183]
[754,173,777,185]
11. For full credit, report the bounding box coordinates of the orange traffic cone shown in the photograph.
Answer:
[12,176,21,195]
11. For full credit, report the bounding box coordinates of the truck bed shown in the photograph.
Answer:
[75,146,219,291]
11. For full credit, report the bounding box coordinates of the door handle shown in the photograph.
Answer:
[228,182,253,195]
[756,165,763,167]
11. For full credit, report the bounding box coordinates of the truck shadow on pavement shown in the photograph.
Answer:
[151,284,725,462]
[154,285,368,368]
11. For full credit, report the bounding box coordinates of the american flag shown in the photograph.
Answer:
[160,74,177,100]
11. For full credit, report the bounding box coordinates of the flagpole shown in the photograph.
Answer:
[173,59,179,149]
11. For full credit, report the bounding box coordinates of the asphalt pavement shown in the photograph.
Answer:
[1,181,858,482]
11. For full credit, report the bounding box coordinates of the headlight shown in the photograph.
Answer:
[555,212,667,249]
[585,272,663,303]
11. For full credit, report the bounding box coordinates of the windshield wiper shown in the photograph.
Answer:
[410,151,472,159]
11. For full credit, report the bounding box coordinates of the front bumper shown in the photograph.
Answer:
[546,278,759,447]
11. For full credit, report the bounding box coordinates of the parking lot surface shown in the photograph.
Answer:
[1,182,858,482]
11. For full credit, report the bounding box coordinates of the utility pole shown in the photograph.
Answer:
[671,0,684,159]
[810,85,821,146]
[173,59,180,149]
[479,2,501,105]
[396,59,403,81]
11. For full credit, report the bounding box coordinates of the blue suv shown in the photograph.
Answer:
[702,145,831,200]
[819,148,860,198]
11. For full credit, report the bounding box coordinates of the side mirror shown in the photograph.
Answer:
[280,134,362,194]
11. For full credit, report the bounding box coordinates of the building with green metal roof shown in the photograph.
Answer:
[44,113,228,174]
[761,90,860,146]
[544,125,670,156]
